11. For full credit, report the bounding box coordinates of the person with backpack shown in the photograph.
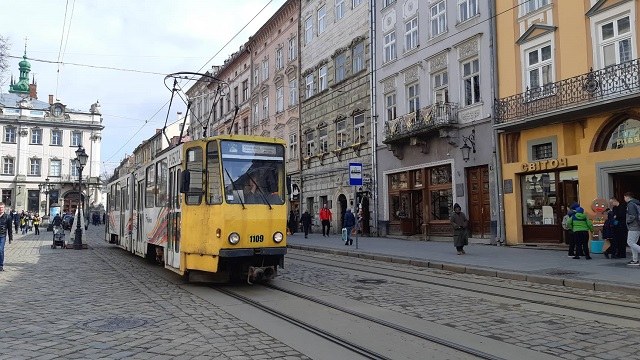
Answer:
[563,203,580,257]
[567,207,593,260]
[624,192,640,266]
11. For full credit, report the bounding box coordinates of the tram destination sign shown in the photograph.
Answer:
[221,140,284,159]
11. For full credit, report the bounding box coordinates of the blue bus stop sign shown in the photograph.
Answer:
[349,163,363,186]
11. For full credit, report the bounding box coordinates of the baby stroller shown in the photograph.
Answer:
[52,226,65,249]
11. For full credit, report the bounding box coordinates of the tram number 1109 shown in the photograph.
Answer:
[249,235,265,243]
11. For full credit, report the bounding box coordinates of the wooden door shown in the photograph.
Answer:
[466,166,491,237]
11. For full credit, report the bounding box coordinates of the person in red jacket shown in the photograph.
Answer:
[319,203,332,237]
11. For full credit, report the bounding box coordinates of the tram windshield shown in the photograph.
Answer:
[220,140,286,205]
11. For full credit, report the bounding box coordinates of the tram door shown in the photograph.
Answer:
[166,167,181,270]
[136,180,145,256]
[118,183,125,247]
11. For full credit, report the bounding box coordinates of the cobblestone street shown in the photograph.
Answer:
[0,227,310,360]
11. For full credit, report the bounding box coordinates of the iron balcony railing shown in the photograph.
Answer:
[384,102,459,142]
[495,59,640,124]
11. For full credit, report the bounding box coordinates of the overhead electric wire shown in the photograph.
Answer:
[55,0,70,99]
[61,0,76,64]
[7,55,167,76]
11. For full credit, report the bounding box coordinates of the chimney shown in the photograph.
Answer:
[29,84,37,99]
[48,95,54,104]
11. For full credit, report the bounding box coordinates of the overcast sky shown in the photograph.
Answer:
[1,0,287,175]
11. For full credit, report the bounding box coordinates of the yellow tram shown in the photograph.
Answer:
[106,135,287,282]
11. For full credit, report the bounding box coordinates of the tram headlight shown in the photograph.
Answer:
[228,232,240,245]
[273,231,284,243]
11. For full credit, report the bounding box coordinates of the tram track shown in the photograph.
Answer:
[285,252,640,324]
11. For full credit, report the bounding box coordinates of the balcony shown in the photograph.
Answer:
[384,102,459,144]
[495,59,640,128]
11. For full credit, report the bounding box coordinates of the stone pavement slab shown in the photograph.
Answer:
[287,232,640,293]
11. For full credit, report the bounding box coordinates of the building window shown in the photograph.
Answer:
[305,16,313,45]
[318,65,328,92]
[430,1,447,37]
[532,142,553,160]
[353,0,363,7]
[262,96,269,119]
[526,45,553,99]
[71,131,82,147]
[276,86,284,113]
[242,118,248,135]
[522,0,548,15]
[433,71,449,103]
[335,53,346,83]
[71,159,79,177]
[276,48,284,70]
[2,157,15,175]
[253,102,259,125]
[354,113,365,143]
[1,190,11,206]
[31,128,43,144]
[289,37,297,60]
[318,5,327,34]
[3,126,16,143]
[289,133,298,159]
[462,58,480,105]
[599,15,632,67]
[458,0,478,22]
[319,127,328,153]
[262,60,269,81]
[29,158,41,176]
[289,78,298,106]
[336,118,347,148]
[306,132,315,157]
[233,87,239,108]
[405,17,418,51]
[383,31,397,63]
[353,42,365,73]
[50,159,61,177]
[306,73,315,98]
[51,129,63,146]
[407,83,420,113]
[242,80,249,102]
[335,0,345,20]
[253,66,259,87]
[385,92,397,121]
[383,0,395,7]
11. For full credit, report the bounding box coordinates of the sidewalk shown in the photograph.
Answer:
[287,232,640,295]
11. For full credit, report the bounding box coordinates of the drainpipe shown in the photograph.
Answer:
[489,1,506,245]
[369,0,379,236]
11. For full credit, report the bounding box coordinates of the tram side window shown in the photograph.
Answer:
[156,160,168,207]
[206,141,222,204]
[115,183,121,211]
[185,147,203,205]
[146,165,155,208]
[110,185,116,211]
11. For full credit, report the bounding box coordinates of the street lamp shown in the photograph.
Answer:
[38,177,54,216]
[73,145,89,250]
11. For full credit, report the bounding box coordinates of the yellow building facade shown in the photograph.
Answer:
[495,0,640,244]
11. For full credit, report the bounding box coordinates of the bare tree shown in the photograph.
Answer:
[0,35,9,86]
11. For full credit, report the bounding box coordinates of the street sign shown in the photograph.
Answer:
[349,163,363,186]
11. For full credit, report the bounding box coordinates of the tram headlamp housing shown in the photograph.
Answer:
[228,232,240,245]
[273,231,284,243]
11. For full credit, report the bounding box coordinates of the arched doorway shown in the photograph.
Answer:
[62,191,84,214]
[338,194,347,229]
[360,196,370,235]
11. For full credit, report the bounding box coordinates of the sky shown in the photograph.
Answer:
[0,0,287,176]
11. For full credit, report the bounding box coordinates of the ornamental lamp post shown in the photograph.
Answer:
[73,145,89,250]
[38,177,54,216]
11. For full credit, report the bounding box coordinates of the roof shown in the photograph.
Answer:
[0,92,82,113]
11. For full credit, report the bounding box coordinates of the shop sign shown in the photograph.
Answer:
[521,158,567,172]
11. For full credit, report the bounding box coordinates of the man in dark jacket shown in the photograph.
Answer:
[0,202,14,271]
[300,211,312,238]
[610,197,627,258]
[624,192,640,266]
[343,209,356,246]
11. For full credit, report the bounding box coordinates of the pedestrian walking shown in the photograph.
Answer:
[603,208,615,258]
[624,192,640,266]
[288,210,297,235]
[11,210,18,235]
[343,209,356,246]
[33,214,40,235]
[610,197,628,258]
[450,203,469,255]
[0,202,14,271]
[20,215,27,235]
[567,207,593,260]
[319,203,332,237]
[300,210,312,238]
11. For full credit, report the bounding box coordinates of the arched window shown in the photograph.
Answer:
[594,117,640,151]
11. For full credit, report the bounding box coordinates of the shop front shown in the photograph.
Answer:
[387,164,453,237]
